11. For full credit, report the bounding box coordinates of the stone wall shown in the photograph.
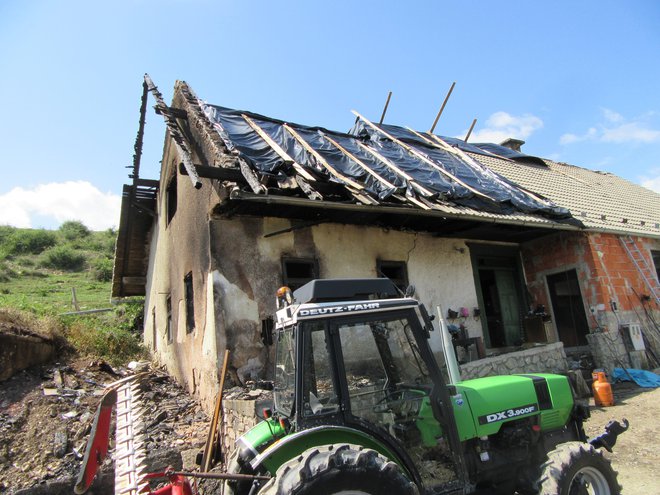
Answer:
[221,399,261,457]
[459,342,568,380]
[586,331,631,372]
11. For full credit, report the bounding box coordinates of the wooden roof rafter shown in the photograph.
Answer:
[144,74,202,189]
[320,133,430,210]
[352,110,493,201]
[410,129,554,207]
[282,124,378,206]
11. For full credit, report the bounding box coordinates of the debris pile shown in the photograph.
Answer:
[0,359,209,494]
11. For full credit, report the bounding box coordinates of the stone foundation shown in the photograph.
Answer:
[586,331,631,372]
[460,342,568,380]
[221,398,262,458]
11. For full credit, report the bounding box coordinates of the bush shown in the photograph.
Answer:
[91,257,114,282]
[59,221,91,241]
[40,245,86,271]
[3,229,57,256]
[0,261,16,282]
[65,319,145,365]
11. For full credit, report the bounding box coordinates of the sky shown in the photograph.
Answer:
[1,0,659,230]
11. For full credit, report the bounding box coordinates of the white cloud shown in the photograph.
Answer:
[560,110,660,146]
[640,169,660,193]
[0,181,121,230]
[601,122,660,143]
[602,108,624,123]
[463,111,544,144]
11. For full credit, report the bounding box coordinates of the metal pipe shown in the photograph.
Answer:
[437,305,461,384]
[429,82,456,133]
[379,91,393,125]
[464,118,477,142]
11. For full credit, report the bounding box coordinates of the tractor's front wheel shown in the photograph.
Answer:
[537,442,620,495]
[258,443,418,495]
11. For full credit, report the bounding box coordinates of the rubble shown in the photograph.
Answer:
[0,358,210,494]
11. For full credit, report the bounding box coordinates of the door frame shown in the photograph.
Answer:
[543,265,590,348]
[467,243,528,348]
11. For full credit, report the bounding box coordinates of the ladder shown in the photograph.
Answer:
[619,235,660,306]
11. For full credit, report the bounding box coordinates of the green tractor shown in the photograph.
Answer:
[225,279,626,495]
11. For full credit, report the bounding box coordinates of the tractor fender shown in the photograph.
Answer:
[248,425,412,478]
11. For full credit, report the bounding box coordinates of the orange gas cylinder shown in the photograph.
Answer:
[592,371,615,407]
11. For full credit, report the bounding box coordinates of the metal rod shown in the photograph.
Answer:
[378,91,392,125]
[161,471,272,481]
[464,118,477,142]
[429,82,455,133]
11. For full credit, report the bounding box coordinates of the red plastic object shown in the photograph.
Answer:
[73,389,117,494]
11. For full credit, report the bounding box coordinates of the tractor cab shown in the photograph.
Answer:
[272,279,463,487]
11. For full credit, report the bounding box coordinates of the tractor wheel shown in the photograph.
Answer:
[537,442,620,495]
[258,443,419,495]
[223,450,256,495]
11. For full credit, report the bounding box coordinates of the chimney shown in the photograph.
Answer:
[500,138,525,152]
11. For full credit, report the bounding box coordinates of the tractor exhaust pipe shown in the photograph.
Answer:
[437,306,462,384]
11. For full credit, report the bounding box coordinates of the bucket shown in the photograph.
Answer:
[592,371,615,407]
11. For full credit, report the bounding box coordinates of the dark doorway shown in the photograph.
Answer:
[546,269,589,347]
[470,245,526,349]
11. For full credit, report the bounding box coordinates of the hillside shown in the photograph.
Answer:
[0,221,145,366]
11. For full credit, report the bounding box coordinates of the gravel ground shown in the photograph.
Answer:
[584,381,660,494]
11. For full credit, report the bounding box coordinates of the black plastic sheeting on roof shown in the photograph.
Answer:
[440,137,548,166]
[202,103,574,221]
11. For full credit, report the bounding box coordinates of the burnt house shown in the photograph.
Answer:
[113,78,660,410]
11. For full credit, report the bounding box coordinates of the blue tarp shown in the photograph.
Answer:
[612,368,660,388]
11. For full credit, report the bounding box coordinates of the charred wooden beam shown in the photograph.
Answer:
[144,74,202,189]
[178,163,245,182]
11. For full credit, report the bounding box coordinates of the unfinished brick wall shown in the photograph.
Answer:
[521,231,660,342]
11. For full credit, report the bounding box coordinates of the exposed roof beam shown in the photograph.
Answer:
[355,141,435,198]
[282,124,378,205]
[352,110,493,201]
[241,115,316,182]
[144,74,202,189]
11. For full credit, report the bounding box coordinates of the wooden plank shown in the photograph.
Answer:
[419,130,553,206]
[144,74,202,189]
[241,115,316,182]
[238,158,268,194]
[352,110,493,201]
[202,349,230,472]
[355,141,435,198]
[282,125,378,206]
[322,134,398,190]
[282,124,366,192]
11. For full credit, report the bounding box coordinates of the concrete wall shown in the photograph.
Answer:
[141,87,227,412]
[209,216,484,384]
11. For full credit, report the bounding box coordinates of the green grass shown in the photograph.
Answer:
[0,223,146,364]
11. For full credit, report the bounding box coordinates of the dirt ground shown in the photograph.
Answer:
[1,356,658,494]
[583,382,660,494]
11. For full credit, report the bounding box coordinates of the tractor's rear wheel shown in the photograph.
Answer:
[537,442,620,495]
[223,450,256,495]
[258,443,418,495]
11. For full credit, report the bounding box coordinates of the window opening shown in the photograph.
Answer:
[184,272,195,333]
[652,250,660,283]
[166,296,173,344]
[282,258,318,291]
[152,306,157,351]
[377,260,409,294]
[302,322,339,417]
[166,175,177,225]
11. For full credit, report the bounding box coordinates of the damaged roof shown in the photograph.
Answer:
[201,103,577,225]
